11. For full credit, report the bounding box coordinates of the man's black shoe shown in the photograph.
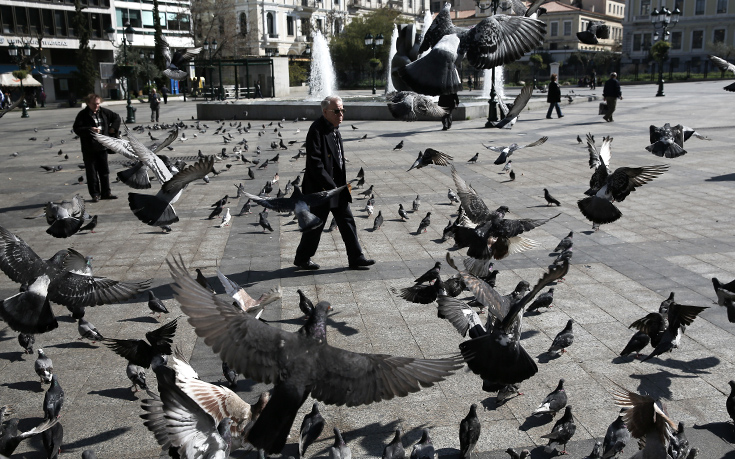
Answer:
[349,257,375,270]
[101,194,118,200]
[91,196,100,203]
[294,260,320,270]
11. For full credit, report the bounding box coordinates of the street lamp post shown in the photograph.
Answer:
[7,42,33,118]
[203,40,218,101]
[106,22,137,123]
[364,32,384,95]
[650,5,681,97]
[480,0,502,126]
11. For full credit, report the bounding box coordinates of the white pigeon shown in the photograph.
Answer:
[216,270,282,316]
[219,208,231,228]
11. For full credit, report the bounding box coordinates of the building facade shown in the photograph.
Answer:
[622,0,735,72]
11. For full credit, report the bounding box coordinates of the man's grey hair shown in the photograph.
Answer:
[610,72,617,78]
[321,95,342,111]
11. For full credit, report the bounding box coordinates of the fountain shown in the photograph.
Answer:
[482,66,505,101]
[307,30,337,101]
[386,24,398,93]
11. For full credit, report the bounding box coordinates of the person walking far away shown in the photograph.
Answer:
[467,74,473,91]
[254,80,263,98]
[149,88,161,122]
[438,93,459,130]
[602,72,622,122]
[590,69,597,90]
[546,73,563,119]
[293,95,375,271]
[72,94,121,202]
[160,85,169,104]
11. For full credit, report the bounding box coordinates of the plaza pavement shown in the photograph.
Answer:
[0,80,734,458]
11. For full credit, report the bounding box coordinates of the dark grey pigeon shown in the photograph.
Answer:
[487,85,534,129]
[258,211,273,232]
[41,421,63,459]
[459,403,481,459]
[669,421,690,459]
[711,277,735,322]
[77,318,103,342]
[544,188,561,206]
[587,441,603,459]
[147,290,169,318]
[221,360,237,388]
[467,152,479,163]
[126,363,148,392]
[410,429,434,459]
[577,20,609,44]
[299,403,325,458]
[103,318,178,368]
[414,261,441,285]
[329,428,351,459]
[532,379,567,417]
[407,149,454,171]
[383,428,405,459]
[412,195,420,212]
[43,194,85,238]
[542,406,576,455]
[619,330,651,359]
[371,211,384,231]
[18,333,35,354]
[242,185,347,232]
[554,248,573,265]
[548,319,574,356]
[168,257,463,455]
[417,212,431,234]
[297,289,314,317]
[35,348,53,384]
[392,278,447,305]
[0,416,59,457]
[553,231,573,252]
[642,302,707,362]
[496,383,523,405]
[393,141,404,151]
[43,375,64,419]
[602,410,630,458]
[398,204,410,221]
[195,268,215,293]
[386,91,447,121]
[727,381,735,428]
[527,288,554,312]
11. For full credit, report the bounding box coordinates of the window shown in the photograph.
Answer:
[142,10,154,28]
[550,21,558,36]
[15,7,28,34]
[54,10,67,36]
[316,18,322,33]
[640,0,650,15]
[168,12,181,31]
[179,14,189,32]
[1,5,13,34]
[717,0,727,12]
[408,0,412,7]
[642,32,651,49]
[692,30,703,48]
[633,33,642,51]
[563,20,571,36]
[42,9,54,35]
[334,18,342,33]
[695,0,705,14]
[128,10,141,28]
[713,28,725,43]
[671,31,682,49]
[266,12,275,37]
[287,16,294,36]
[29,8,41,35]
[239,13,247,36]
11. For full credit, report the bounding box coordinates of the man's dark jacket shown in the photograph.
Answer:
[302,116,351,208]
[603,78,622,98]
[72,106,121,153]
[547,82,561,103]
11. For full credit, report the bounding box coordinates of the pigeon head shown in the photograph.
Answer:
[38,348,45,357]
[514,281,530,294]
[556,378,565,390]
[495,206,510,216]
[218,417,233,447]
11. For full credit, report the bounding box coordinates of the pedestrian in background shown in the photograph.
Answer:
[546,73,563,119]
[602,72,622,122]
[438,93,459,130]
[72,94,121,202]
[255,80,263,98]
[149,88,161,122]
[590,69,597,90]
[160,85,169,104]
[467,74,473,91]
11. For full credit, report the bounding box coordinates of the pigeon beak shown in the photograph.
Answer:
[327,305,333,311]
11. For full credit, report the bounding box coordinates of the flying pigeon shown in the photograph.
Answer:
[103,319,178,368]
[641,300,708,361]
[646,123,710,158]
[612,386,678,459]
[167,257,464,455]
[395,34,463,96]
[42,194,86,238]
[708,54,735,91]
[157,34,201,80]
[577,20,610,45]
[532,379,567,417]
[216,269,281,315]
[391,277,447,304]
[542,406,576,455]
[487,84,534,129]
[483,136,548,165]
[299,403,325,458]
[386,91,447,121]
[0,415,59,456]
[407,149,454,171]
[114,128,180,189]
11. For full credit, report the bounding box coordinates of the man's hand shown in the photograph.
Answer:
[91,127,101,133]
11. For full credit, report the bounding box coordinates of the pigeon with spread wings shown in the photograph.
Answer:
[216,269,281,316]
[157,34,202,81]
[646,123,710,158]
[487,84,534,129]
[612,386,678,458]
[641,300,708,361]
[43,194,86,238]
[386,91,447,121]
[95,126,214,230]
[407,148,454,171]
[167,256,464,455]
[483,136,547,165]
[708,55,735,91]
[576,20,609,45]
[103,319,178,368]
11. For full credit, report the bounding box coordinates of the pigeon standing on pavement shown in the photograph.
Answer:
[218,208,231,227]
[393,140,404,151]
[459,404,481,459]
[299,403,325,458]
[373,211,384,231]
[532,379,567,417]
[544,188,561,206]
[77,318,103,342]
[542,406,576,455]
[383,428,405,459]
[602,410,630,458]
[35,349,53,384]
[411,429,434,459]
[548,319,574,356]
[413,195,420,212]
[79,215,98,233]
[619,330,651,359]
[41,421,63,459]
[147,291,169,318]
[43,375,64,419]
[448,188,460,204]
[258,211,274,232]
[467,152,479,164]
[398,204,410,220]
[417,212,431,234]
[554,231,573,252]
[329,428,351,459]
[527,288,554,312]
[126,363,148,392]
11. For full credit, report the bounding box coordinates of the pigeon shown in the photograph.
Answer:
[612,386,678,459]
[372,211,384,231]
[18,333,35,354]
[548,319,574,356]
[727,380,735,427]
[412,195,420,212]
[484,136,548,165]
[602,410,630,458]
[77,318,103,342]
[709,54,735,91]
[577,20,610,44]
[157,34,201,80]
[410,429,434,459]
[35,348,54,384]
[554,248,573,265]
[398,204,410,221]
[509,169,515,180]
[619,330,651,359]
[43,194,86,238]
[527,288,554,312]
[242,185,347,232]
[0,93,25,119]
[195,268,216,293]
[329,428,351,459]
[79,215,98,233]
[588,441,603,459]
[544,188,561,206]
[41,421,63,459]
[712,277,735,322]
[506,449,531,459]
[579,136,669,226]
[414,261,442,285]
[147,290,169,318]
[467,152,479,163]
[103,319,178,368]
[488,84,535,129]
[115,128,180,190]
[167,257,464,455]
[417,212,431,234]
[0,416,59,456]
[497,383,523,405]
[533,379,567,417]
[222,360,237,388]
[386,91,447,121]
[459,404,481,459]
[218,208,231,227]
[43,375,64,419]
[641,300,708,361]
[647,123,710,158]
[383,428,405,459]
[502,160,513,173]
[238,199,253,216]
[448,188,460,204]
[216,269,282,315]
[351,124,358,130]
[359,185,374,198]
[126,363,148,392]
[299,403,325,458]
[40,165,63,172]
[393,140,404,150]
[324,217,338,232]
[247,167,255,180]
[395,33,463,96]
[407,149,454,171]
[258,211,274,232]
[554,231,573,252]
[94,126,214,230]
[577,135,583,144]
[392,278,447,304]
[542,406,576,455]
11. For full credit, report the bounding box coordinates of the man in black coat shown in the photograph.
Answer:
[546,73,563,119]
[438,93,459,130]
[602,72,622,122]
[293,95,375,271]
[72,94,121,202]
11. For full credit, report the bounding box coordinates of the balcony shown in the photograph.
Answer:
[300,0,322,10]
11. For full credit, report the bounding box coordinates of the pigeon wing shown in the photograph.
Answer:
[217,269,257,311]
[92,133,139,161]
[398,34,463,96]
[607,165,668,202]
[0,93,25,118]
[451,166,492,223]
[495,84,533,128]
[152,126,180,154]
[423,148,454,166]
[709,54,735,74]
[628,312,664,336]
[418,3,455,53]
[145,318,178,354]
[437,296,482,337]
[667,303,708,329]
[490,213,560,238]
[124,125,174,183]
[464,15,546,69]
[63,248,91,274]
[0,225,55,284]
[391,285,439,304]
[521,136,548,149]
[48,272,151,307]
[161,157,215,195]
[156,33,172,66]
[612,386,676,443]
[104,338,156,368]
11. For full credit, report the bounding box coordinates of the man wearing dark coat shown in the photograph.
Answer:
[438,93,460,130]
[72,94,121,202]
[293,95,375,271]
[602,72,622,122]
[546,73,563,119]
